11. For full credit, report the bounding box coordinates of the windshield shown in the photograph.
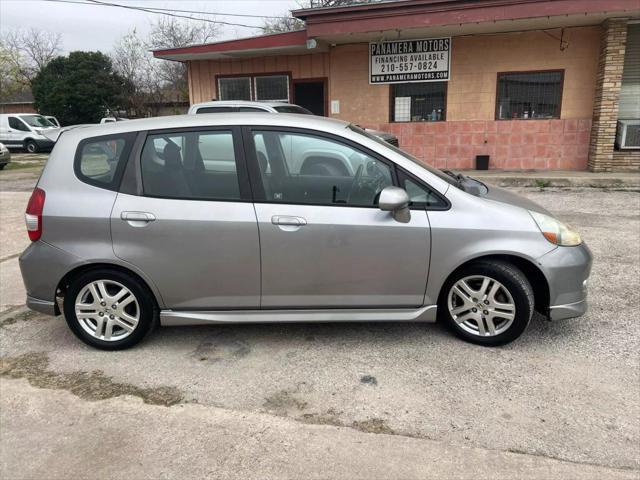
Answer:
[273,105,313,115]
[20,115,55,128]
[347,124,459,187]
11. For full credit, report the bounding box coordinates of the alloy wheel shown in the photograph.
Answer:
[74,280,140,341]
[447,275,516,337]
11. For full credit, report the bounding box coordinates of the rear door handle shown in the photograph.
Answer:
[121,211,156,222]
[271,215,307,226]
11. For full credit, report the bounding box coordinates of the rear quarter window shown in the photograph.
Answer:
[74,133,136,190]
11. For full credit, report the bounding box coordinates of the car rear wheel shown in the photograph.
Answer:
[439,261,534,346]
[25,140,38,153]
[63,269,156,350]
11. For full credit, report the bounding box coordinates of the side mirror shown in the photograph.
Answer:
[378,186,411,223]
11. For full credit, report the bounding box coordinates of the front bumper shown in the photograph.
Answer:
[537,242,593,320]
[26,295,57,315]
[34,138,55,150]
[549,297,588,320]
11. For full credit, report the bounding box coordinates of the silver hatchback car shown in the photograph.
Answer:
[20,114,592,350]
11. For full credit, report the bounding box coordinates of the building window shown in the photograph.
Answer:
[390,82,446,122]
[496,70,563,120]
[218,77,252,101]
[255,75,289,102]
[217,74,290,102]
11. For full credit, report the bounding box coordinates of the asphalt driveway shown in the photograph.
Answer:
[1,166,638,479]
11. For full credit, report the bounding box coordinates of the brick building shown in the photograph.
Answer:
[154,0,640,172]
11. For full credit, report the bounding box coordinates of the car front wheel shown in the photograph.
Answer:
[439,261,534,346]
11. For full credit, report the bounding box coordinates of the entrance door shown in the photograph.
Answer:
[293,80,326,116]
[245,128,431,309]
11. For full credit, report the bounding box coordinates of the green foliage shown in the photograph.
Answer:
[31,51,127,125]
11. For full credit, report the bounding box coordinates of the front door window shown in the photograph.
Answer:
[251,130,394,207]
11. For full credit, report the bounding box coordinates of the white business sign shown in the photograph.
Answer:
[369,37,451,84]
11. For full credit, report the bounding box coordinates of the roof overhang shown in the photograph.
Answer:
[152,30,327,61]
[153,0,640,62]
[293,0,640,41]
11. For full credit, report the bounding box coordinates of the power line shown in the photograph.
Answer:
[93,2,291,19]
[41,0,287,29]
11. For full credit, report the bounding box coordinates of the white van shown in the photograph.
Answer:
[0,113,57,153]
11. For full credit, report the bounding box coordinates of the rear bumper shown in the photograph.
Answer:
[19,241,79,314]
[26,296,57,316]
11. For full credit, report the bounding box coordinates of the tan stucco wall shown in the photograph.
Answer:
[325,26,600,123]
[188,53,330,104]
[447,26,601,121]
[327,44,389,125]
[186,26,600,123]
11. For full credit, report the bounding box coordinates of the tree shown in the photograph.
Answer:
[0,28,61,84]
[31,51,127,125]
[263,0,382,33]
[111,28,158,117]
[0,46,25,103]
[111,17,220,115]
[147,17,219,100]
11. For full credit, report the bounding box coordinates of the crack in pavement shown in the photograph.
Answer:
[0,253,21,263]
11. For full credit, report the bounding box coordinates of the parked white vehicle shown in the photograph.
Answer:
[0,113,57,153]
[189,101,400,146]
[100,117,128,124]
[45,116,61,128]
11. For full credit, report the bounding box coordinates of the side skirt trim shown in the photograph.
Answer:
[160,305,438,326]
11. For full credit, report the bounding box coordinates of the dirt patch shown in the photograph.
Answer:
[263,389,308,414]
[0,352,183,406]
[191,332,251,363]
[298,410,395,436]
[0,309,48,329]
[351,418,395,435]
[298,408,344,427]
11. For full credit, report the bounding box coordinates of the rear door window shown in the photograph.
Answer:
[140,129,244,201]
[195,107,234,113]
[237,107,268,112]
[74,133,136,190]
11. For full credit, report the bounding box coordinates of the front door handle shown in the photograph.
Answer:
[121,211,156,222]
[271,215,307,226]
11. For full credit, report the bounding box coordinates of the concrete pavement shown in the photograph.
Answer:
[468,169,640,188]
[1,166,639,478]
[2,379,637,480]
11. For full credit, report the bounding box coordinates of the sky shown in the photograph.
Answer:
[0,0,300,53]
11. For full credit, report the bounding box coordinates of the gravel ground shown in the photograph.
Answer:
[1,164,639,478]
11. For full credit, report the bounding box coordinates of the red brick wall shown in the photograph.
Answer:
[0,103,36,114]
[365,119,591,170]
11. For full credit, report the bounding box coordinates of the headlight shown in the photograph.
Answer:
[529,211,582,246]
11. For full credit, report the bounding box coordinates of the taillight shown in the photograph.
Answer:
[25,188,45,241]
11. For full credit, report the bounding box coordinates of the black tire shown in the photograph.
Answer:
[438,261,534,346]
[0,164,5,170]
[25,140,38,153]
[63,269,157,350]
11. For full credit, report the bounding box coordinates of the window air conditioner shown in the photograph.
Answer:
[616,120,640,149]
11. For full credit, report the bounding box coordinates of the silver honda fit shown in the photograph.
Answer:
[19,114,592,350]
